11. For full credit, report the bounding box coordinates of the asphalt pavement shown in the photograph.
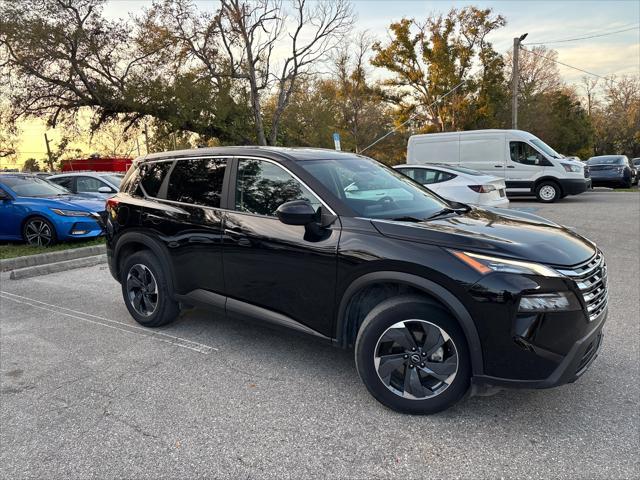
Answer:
[1,189,639,479]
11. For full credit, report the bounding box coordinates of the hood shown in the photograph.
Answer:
[371,207,595,267]
[20,194,106,212]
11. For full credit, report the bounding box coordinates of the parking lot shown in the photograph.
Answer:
[1,189,638,479]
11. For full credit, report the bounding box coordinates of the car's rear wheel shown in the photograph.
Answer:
[121,250,179,327]
[22,216,56,246]
[355,295,470,414]
[535,181,561,203]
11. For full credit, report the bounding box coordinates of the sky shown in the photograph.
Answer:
[5,0,639,168]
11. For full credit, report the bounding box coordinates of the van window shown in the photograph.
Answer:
[166,158,227,208]
[510,142,546,166]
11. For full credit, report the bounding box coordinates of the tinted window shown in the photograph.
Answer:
[50,177,74,190]
[397,168,455,185]
[140,161,173,197]
[235,159,321,216]
[510,142,545,166]
[166,158,227,208]
[77,176,109,193]
[300,157,447,219]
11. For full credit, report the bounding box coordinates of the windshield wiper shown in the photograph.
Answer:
[425,207,467,221]
[391,216,425,222]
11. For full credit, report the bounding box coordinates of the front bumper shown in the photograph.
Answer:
[558,178,590,195]
[471,306,606,394]
[55,213,104,240]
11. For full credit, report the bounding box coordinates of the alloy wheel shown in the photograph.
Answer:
[24,219,53,247]
[374,319,458,400]
[126,264,159,317]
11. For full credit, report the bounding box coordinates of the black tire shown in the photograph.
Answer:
[355,295,471,415]
[535,181,561,203]
[121,250,179,327]
[22,216,57,246]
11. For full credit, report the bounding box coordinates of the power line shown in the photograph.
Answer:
[524,25,639,45]
[519,47,618,82]
[359,80,466,154]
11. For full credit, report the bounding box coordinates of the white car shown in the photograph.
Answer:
[393,164,509,208]
[48,172,124,199]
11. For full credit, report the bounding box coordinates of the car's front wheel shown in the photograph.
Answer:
[121,250,179,327]
[355,295,470,414]
[22,216,56,246]
[535,181,561,203]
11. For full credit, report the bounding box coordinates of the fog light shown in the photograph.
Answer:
[71,230,89,235]
[518,292,581,312]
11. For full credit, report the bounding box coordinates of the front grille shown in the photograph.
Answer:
[556,251,608,322]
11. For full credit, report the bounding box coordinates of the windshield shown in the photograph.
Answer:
[101,174,124,187]
[0,176,70,197]
[587,156,624,165]
[300,157,448,219]
[529,138,561,159]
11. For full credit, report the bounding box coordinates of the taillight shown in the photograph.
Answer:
[468,184,497,193]
[106,197,119,219]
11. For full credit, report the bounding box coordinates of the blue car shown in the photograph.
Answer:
[0,174,106,246]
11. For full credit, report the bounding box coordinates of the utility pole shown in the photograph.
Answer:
[512,33,528,129]
[44,133,53,172]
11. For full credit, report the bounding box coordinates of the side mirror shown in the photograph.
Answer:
[98,186,113,193]
[276,200,317,226]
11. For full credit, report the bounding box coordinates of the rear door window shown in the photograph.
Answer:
[166,158,227,208]
[50,177,75,191]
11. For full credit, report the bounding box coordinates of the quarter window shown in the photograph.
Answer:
[166,158,227,208]
[510,142,545,166]
[140,161,172,197]
[235,159,321,217]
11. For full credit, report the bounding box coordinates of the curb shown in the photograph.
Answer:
[9,254,107,280]
[1,244,106,272]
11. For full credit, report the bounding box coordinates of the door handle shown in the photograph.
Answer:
[224,228,251,247]
[494,165,503,168]
[506,166,515,169]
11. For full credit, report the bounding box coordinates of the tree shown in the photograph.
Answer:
[0,0,252,143]
[22,158,41,172]
[371,7,506,132]
[506,46,561,103]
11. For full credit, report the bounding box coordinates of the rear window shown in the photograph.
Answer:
[587,156,624,165]
[140,161,173,197]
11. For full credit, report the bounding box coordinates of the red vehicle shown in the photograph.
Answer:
[61,156,133,173]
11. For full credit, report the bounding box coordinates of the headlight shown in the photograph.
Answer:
[50,208,92,217]
[518,292,581,312]
[561,163,582,173]
[451,250,561,277]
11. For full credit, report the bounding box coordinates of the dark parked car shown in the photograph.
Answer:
[632,158,640,185]
[587,155,635,188]
[106,147,607,414]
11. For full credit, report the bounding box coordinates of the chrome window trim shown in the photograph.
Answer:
[139,154,337,217]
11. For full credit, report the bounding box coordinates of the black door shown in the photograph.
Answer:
[223,157,340,337]
[139,157,229,297]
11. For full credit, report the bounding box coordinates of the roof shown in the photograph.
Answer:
[138,146,363,163]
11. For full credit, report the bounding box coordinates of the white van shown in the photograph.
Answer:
[407,129,591,202]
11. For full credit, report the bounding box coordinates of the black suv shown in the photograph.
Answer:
[106,147,607,414]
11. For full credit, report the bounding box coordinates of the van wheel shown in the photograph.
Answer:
[535,181,561,203]
[355,295,470,414]
[121,250,179,327]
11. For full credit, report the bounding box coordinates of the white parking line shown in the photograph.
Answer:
[0,291,217,355]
